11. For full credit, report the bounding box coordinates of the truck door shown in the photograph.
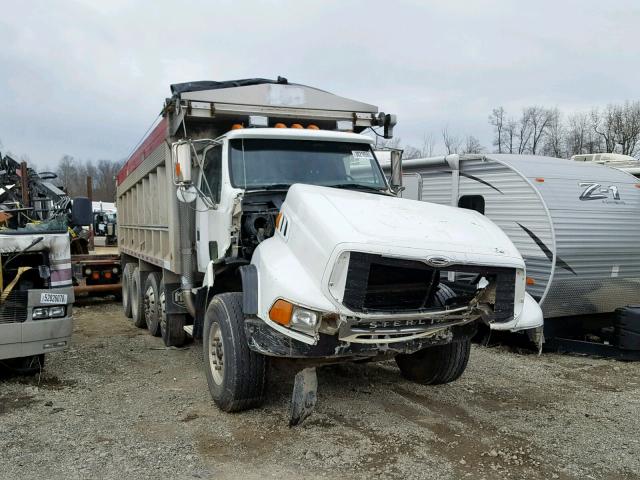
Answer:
[196,144,224,271]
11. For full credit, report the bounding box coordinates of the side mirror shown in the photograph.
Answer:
[389,149,404,194]
[173,142,192,184]
[71,197,93,226]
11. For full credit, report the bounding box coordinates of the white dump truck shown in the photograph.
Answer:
[116,78,542,424]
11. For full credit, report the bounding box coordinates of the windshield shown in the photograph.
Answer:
[229,139,387,191]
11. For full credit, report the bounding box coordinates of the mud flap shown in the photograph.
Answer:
[289,367,317,427]
[527,326,545,355]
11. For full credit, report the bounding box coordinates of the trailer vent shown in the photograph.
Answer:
[0,290,28,323]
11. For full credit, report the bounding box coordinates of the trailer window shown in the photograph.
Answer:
[229,139,387,191]
[203,145,223,203]
[458,195,485,214]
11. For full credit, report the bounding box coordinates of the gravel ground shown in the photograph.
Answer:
[1,298,639,480]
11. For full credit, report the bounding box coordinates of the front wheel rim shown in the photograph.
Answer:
[208,322,224,385]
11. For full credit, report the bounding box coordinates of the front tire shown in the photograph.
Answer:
[0,354,45,376]
[203,293,266,412]
[395,338,471,385]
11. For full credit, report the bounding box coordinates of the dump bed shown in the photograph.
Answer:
[116,78,395,273]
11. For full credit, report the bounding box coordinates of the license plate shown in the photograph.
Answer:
[40,292,68,304]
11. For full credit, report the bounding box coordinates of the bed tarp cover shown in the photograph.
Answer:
[170,77,289,96]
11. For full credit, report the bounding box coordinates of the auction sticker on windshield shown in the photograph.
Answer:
[352,150,374,161]
[40,292,68,304]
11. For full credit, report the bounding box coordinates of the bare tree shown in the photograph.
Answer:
[372,134,401,150]
[566,112,589,155]
[420,133,436,157]
[403,133,437,159]
[517,109,533,154]
[402,145,422,160]
[504,118,517,154]
[462,135,484,154]
[488,107,506,153]
[56,155,79,196]
[543,109,564,157]
[614,101,640,156]
[94,159,122,201]
[525,106,553,154]
[592,107,617,153]
[442,126,462,154]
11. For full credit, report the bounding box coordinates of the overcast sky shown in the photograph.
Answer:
[1,0,639,167]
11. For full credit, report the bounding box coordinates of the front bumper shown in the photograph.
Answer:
[245,316,477,359]
[490,292,544,332]
[0,315,73,360]
[0,287,74,361]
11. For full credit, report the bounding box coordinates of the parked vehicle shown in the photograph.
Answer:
[0,154,78,374]
[571,153,640,178]
[393,153,640,351]
[92,201,117,246]
[116,78,542,424]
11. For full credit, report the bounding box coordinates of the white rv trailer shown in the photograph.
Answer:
[571,153,640,177]
[389,154,640,330]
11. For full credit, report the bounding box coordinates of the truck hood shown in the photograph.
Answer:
[251,183,525,326]
[283,184,521,259]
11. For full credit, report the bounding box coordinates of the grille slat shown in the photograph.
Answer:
[0,290,28,323]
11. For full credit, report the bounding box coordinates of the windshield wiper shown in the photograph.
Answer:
[257,183,291,190]
[327,183,387,193]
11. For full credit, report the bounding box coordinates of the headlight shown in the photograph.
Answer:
[32,307,49,320]
[268,299,320,335]
[290,307,319,335]
[49,306,66,318]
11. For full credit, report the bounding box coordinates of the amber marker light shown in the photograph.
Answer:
[291,123,303,129]
[526,277,535,286]
[275,212,283,229]
[307,124,319,130]
[274,123,287,128]
[231,123,244,130]
[269,299,293,326]
[535,177,545,183]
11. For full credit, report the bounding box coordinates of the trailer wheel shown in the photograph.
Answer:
[143,272,162,337]
[395,338,471,385]
[203,293,266,412]
[131,267,146,329]
[121,263,135,318]
[159,286,187,347]
[0,354,45,376]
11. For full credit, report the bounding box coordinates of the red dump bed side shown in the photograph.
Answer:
[116,117,168,186]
